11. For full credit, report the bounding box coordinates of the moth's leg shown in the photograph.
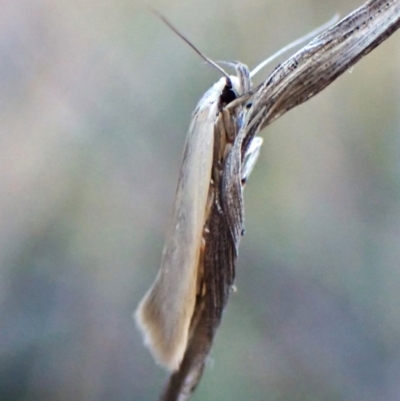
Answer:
[213,114,228,216]
[215,110,235,165]
[204,179,215,222]
[220,108,237,143]
[195,237,207,297]
[241,136,263,184]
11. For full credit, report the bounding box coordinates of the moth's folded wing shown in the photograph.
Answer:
[135,96,219,371]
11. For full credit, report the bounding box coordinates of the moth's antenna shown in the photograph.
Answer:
[151,9,231,80]
[250,14,339,78]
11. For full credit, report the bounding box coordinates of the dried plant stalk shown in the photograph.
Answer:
[136,1,400,400]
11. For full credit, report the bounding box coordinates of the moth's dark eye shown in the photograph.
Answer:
[220,84,237,106]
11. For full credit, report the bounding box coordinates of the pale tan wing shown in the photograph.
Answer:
[135,78,227,371]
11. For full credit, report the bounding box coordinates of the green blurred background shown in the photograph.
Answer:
[1,0,400,400]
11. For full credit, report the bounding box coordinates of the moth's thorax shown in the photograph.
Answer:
[209,75,241,97]
[211,76,240,91]
[214,76,241,97]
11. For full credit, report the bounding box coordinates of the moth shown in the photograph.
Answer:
[134,14,334,376]
[135,62,257,372]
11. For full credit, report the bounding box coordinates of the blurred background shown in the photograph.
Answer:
[1,0,400,400]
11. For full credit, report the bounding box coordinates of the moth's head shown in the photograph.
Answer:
[219,76,237,106]
[219,75,243,107]
[211,73,249,111]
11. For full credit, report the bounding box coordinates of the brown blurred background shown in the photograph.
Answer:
[1,0,400,400]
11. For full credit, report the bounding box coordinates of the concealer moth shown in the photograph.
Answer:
[135,68,256,371]
[135,14,336,373]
